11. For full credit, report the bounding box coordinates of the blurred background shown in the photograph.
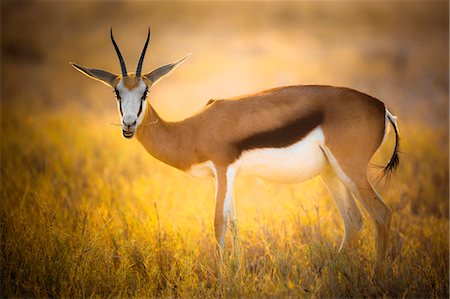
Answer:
[2,1,448,123]
[1,1,448,297]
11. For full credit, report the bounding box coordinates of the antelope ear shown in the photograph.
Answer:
[70,62,118,87]
[144,54,190,85]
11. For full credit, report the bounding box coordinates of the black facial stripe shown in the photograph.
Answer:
[137,101,143,117]
[114,89,121,100]
[119,102,123,116]
[141,90,148,100]
[235,110,325,152]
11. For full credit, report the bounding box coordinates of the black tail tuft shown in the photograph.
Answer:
[379,114,400,181]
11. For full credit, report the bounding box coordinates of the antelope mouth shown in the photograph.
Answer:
[122,130,135,139]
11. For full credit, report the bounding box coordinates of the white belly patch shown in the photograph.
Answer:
[186,127,328,183]
[235,126,327,183]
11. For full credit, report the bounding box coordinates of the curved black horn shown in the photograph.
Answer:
[136,28,150,77]
[110,28,128,77]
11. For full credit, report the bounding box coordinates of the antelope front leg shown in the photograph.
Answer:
[229,196,240,258]
[213,165,237,276]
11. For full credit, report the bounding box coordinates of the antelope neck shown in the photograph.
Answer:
[135,104,193,171]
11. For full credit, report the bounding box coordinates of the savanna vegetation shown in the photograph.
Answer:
[1,1,448,298]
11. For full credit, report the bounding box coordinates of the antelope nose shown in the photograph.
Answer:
[122,116,137,128]
[123,120,137,127]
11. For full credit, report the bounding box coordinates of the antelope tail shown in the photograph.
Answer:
[380,109,400,179]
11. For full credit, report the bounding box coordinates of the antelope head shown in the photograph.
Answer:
[71,28,189,139]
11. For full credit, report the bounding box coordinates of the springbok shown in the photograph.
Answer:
[71,29,399,273]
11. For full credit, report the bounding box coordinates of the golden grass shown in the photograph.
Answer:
[1,100,448,298]
[1,1,448,297]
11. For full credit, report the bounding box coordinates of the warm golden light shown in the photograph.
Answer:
[1,1,448,298]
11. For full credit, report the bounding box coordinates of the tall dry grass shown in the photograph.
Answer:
[1,100,448,298]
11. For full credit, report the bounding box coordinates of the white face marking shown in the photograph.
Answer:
[235,127,327,183]
[115,79,148,138]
